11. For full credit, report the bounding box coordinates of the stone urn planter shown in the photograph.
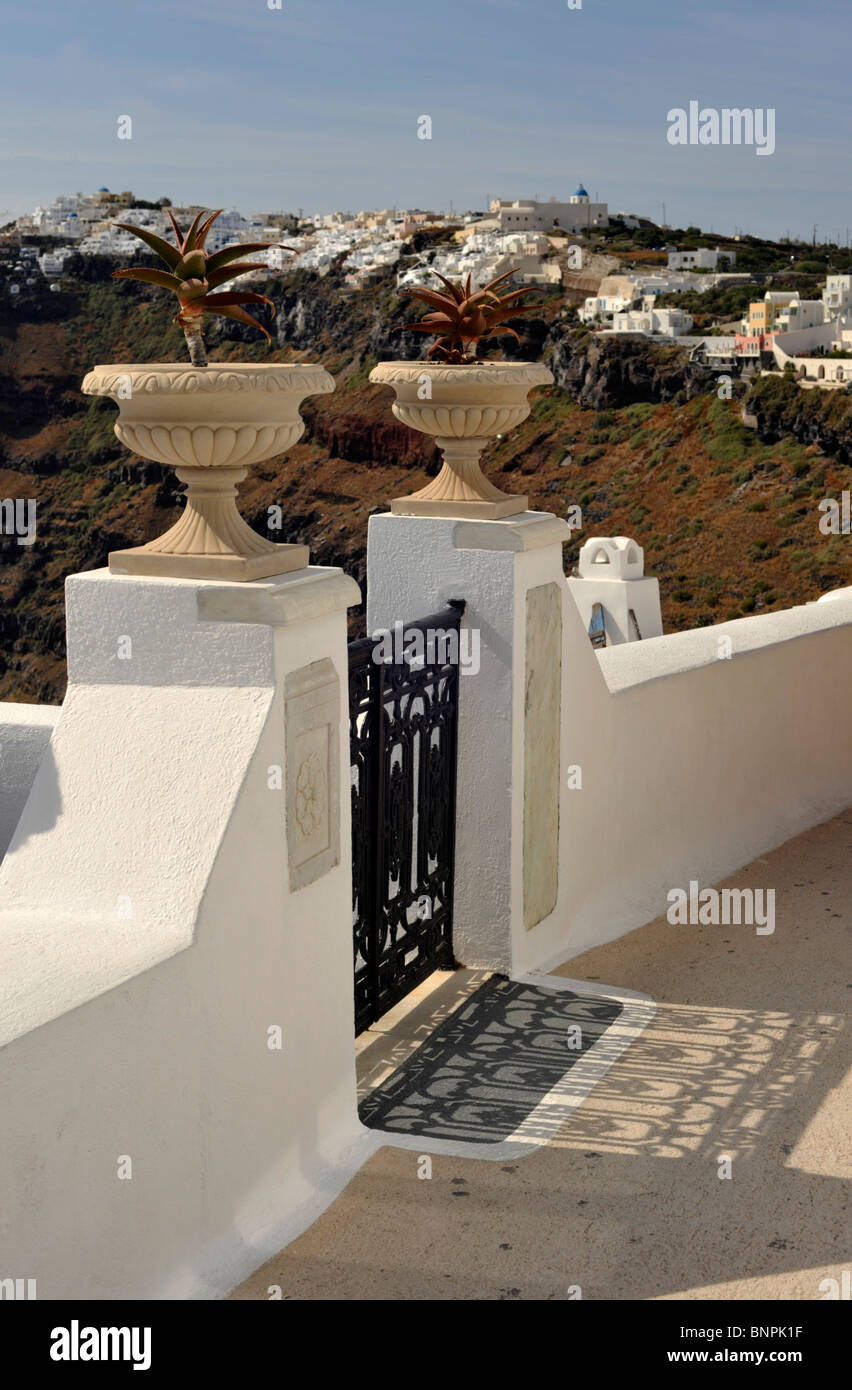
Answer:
[369,361,553,519]
[82,362,334,580]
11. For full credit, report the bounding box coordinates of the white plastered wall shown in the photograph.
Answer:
[527,585,852,971]
[0,565,370,1300]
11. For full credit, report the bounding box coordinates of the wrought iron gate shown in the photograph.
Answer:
[349,601,464,1035]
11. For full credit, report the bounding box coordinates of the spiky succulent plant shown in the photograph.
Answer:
[111,208,294,366]
[400,268,543,363]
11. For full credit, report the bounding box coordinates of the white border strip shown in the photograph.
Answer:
[357,971,656,1162]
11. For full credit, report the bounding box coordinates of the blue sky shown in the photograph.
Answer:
[1,0,849,240]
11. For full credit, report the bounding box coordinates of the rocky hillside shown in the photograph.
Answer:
[0,260,849,704]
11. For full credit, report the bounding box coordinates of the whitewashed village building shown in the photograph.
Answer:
[609,304,693,337]
[771,315,852,383]
[490,185,608,234]
[822,274,852,319]
[667,247,736,271]
[397,230,560,294]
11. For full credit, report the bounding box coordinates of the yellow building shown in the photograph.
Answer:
[746,290,799,335]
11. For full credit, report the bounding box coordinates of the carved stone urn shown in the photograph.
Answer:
[82,363,334,580]
[369,361,553,519]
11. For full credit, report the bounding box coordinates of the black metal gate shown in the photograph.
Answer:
[349,601,464,1035]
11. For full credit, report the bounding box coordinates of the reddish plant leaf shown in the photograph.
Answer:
[205,262,271,289]
[207,303,272,341]
[205,242,293,272]
[195,209,225,249]
[202,291,275,312]
[114,223,181,269]
[111,267,182,291]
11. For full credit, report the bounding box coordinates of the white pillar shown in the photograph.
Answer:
[367,509,571,975]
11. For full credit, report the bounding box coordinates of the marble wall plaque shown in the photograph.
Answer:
[284,658,340,892]
[523,582,562,929]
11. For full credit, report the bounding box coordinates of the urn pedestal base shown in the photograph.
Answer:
[390,435,528,520]
[107,463,309,581]
[108,545,310,581]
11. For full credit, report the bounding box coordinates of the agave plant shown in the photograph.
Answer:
[111,208,295,366]
[400,268,543,363]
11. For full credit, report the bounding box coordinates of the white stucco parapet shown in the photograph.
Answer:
[529,580,852,970]
[817,584,852,604]
[598,592,852,693]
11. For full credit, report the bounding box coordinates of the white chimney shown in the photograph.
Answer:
[567,536,663,646]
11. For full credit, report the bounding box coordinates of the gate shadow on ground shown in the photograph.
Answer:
[358,975,630,1147]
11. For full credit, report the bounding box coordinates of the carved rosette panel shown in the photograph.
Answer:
[294,751,326,839]
[284,660,341,893]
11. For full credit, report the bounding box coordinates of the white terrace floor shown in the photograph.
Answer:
[232,813,852,1301]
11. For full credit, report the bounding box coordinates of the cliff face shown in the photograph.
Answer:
[0,262,849,704]
[748,372,852,465]
[545,326,703,408]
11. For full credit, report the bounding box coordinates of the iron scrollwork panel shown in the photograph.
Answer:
[349,604,463,1035]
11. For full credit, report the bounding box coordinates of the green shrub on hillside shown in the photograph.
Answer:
[66,396,122,467]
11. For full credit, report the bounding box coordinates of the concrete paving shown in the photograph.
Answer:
[231,813,852,1300]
